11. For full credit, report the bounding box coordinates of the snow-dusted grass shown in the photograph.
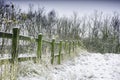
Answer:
[0,53,36,60]
[0,62,18,80]
[17,51,120,80]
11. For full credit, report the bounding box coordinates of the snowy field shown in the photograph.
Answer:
[18,51,120,80]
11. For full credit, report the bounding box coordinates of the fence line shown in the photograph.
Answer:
[0,28,81,65]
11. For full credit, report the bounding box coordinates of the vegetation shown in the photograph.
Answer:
[0,1,82,80]
[1,0,120,54]
[0,0,120,80]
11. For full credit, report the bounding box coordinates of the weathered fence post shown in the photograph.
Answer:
[69,41,71,54]
[11,28,19,63]
[75,40,77,48]
[78,40,81,46]
[65,40,67,50]
[37,33,42,59]
[77,40,79,47]
[73,40,75,52]
[65,40,68,54]
[51,38,55,64]
[58,40,62,64]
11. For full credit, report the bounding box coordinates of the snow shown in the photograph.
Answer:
[17,51,120,80]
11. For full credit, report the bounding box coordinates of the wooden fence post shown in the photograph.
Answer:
[69,41,71,54]
[11,28,19,63]
[37,33,42,59]
[65,40,68,54]
[65,40,67,50]
[75,40,77,47]
[73,40,75,52]
[51,38,55,64]
[58,40,62,64]
[78,40,80,46]
[77,40,79,46]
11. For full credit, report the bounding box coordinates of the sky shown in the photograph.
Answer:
[8,0,120,17]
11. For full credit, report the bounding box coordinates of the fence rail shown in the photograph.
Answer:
[0,28,81,65]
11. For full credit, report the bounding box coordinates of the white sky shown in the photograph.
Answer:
[9,0,120,17]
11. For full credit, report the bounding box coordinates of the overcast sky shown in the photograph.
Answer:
[8,0,120,17]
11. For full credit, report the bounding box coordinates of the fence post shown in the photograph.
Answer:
[65,40,68,54]
[73,40,75,52]
[69,41,71,54]
[11,28,19,63]
[51,38,55,64]
[75,40,77,48]
[78,40,79,46]
[78,40,81,46]
[37,33,42,59]
[65,40,67,50]
[58,40,62,64]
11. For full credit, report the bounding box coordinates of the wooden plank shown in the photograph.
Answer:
[0,32,12,39]
[0,57,37,65]
[18,57,37,62]
[19,35,32,41]
[0,31,36,41]
[43,39,51,44]
[55,42,60,45]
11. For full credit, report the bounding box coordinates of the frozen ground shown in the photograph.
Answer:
[18,51,120,80]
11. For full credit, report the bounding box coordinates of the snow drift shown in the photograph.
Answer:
[18,51,120,80]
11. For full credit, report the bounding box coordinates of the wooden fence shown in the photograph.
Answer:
[0,28,81,65]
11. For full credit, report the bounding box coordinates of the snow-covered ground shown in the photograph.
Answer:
[18,51,120,80]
